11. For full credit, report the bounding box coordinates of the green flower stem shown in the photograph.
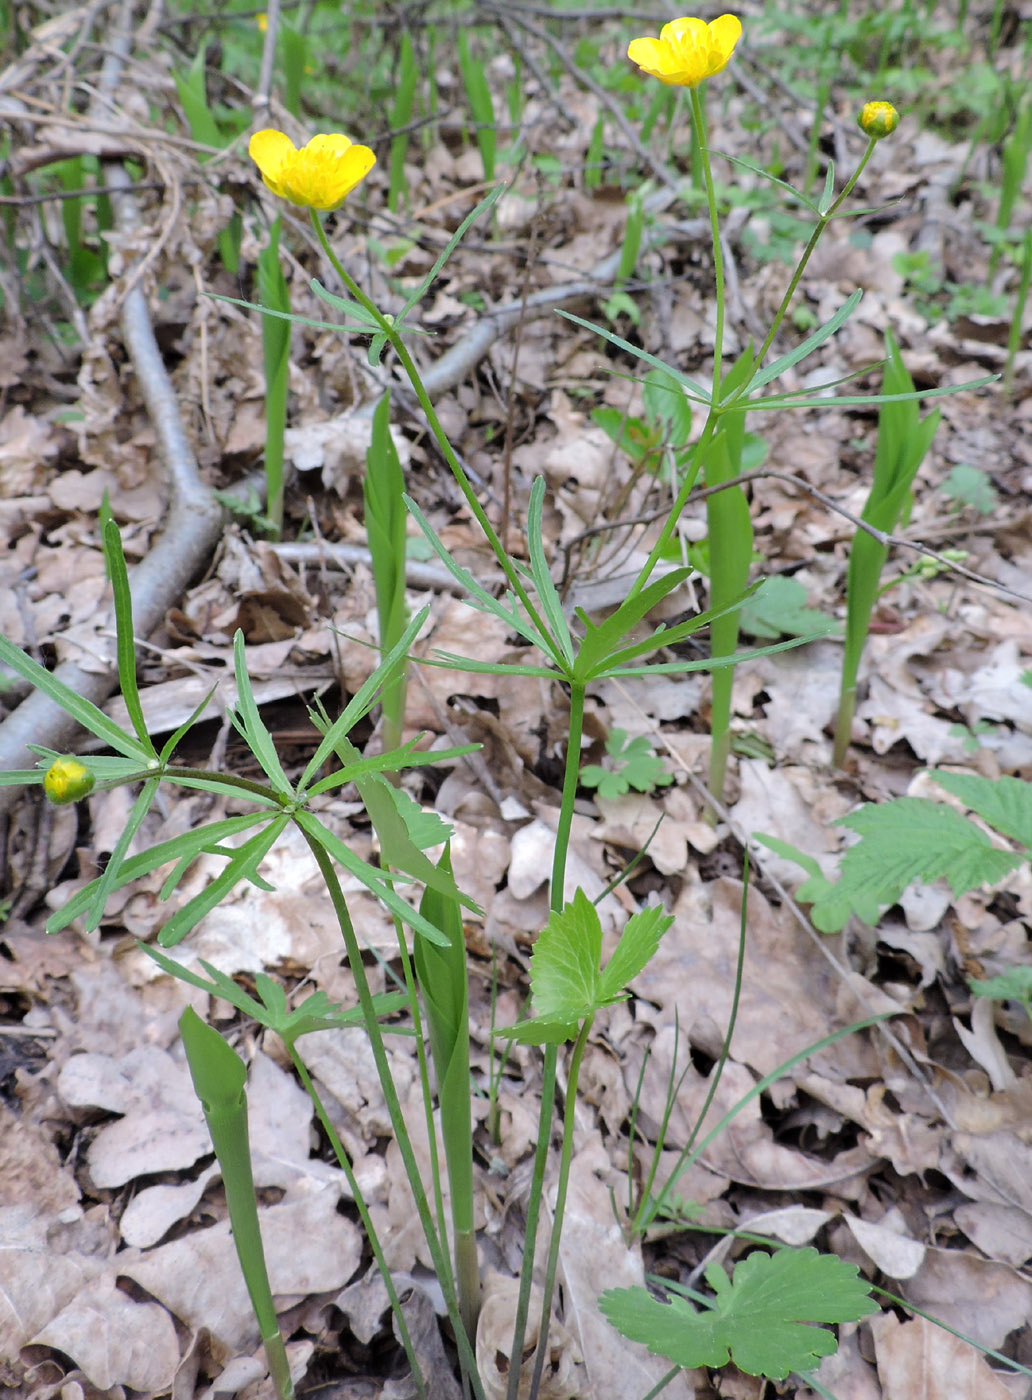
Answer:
[289,1047,428,1400]
[300,828,486,1400]
[690,88,726,406]
[505,681,585,1400]
[730,138,879,393]
[505,1046,557,1400]
[308,212,554,657]
[632,865,747,1236]
[390,905,454,1295]
[625,88,725,607]
[527,1016,593,1400]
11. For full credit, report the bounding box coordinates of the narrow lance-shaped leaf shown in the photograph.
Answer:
[179,1008,294,1399]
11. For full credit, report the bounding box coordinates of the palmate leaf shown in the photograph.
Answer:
[500,890,672,1044]
[600,1248,877,1380]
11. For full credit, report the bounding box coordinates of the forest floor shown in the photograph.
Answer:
[2,3,1032,1398]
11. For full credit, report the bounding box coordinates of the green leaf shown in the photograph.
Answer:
[939,463,998,516]
[527,477,575,667]
[600,1248,877,1380]
[597,904,672,1002]
[502,891,670,1044]
[46,813,278,934]
[101,515,156,755]
[927,771,1032,851]
[739,575,840,640]
[145,946,405,1043]
[158,815,290,947]
[807,797,1025,931]
[231,631,293,796]
[531,887,603,1022]
[581,729,673,799]
[556,310,712,406]
[0,633,151,762]
[970,966,1032,1008]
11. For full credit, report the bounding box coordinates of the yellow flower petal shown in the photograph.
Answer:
[628,13,742,89]
[249,129,298,199]
[248,129,375,211]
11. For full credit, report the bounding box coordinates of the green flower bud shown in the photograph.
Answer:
[858,101,900,139]
[43,757,95,805]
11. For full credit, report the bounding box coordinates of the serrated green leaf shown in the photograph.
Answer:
[928,771,1032,852]
[530,887,603,1022]
[598,904,672,1002]
[812,796,1025,929]
[600,1248,876,1380]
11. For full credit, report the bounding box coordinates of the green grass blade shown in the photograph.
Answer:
[297,605,430,794]
[257,219,291,536]
[83,777,160,933]
[232,631,293,795]
[100,514,155,755]
[527,478,575,667]
[388,32,417,212]
[180,1007,294,1400]
[158,815,290,947]
[556,311,712,406]
[0,633,151,762]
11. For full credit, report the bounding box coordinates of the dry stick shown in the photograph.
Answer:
[0,6,224,815]
[560,466,1032,608]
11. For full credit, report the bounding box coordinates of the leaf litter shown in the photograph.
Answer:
[1,4,1031,1398]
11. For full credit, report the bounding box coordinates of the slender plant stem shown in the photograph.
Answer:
[527,1016,593,1400]
[289,1048,428,1400]
[634,861,749,1235]
[505,681,586,1400]
[391,906,454,1284]
[300,828,486,1399]
[639,1366,682,1400]
[735,138,878,383]
[691,88,725,407]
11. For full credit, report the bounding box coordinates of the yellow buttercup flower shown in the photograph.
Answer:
[43,756,95,805]
[248,129,376,212]
[858,101,900,139]
[627,14,742,89]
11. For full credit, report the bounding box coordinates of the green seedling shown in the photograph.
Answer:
[282,21,308,119]
[833,329,941,766]
[580,728,674,800]
[739,575,839,640]
[939,463,999,515]
[604,191,646,325]
[948,720,998,753]
[970,966,1032,1022]
[173,41,243,273]
[257,219,291,536]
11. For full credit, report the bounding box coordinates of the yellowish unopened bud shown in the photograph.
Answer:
[43,757,95,805]
[858,101,900,139]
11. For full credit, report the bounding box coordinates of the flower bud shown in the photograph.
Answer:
[858,101,900,139]
[43,757,95,805]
